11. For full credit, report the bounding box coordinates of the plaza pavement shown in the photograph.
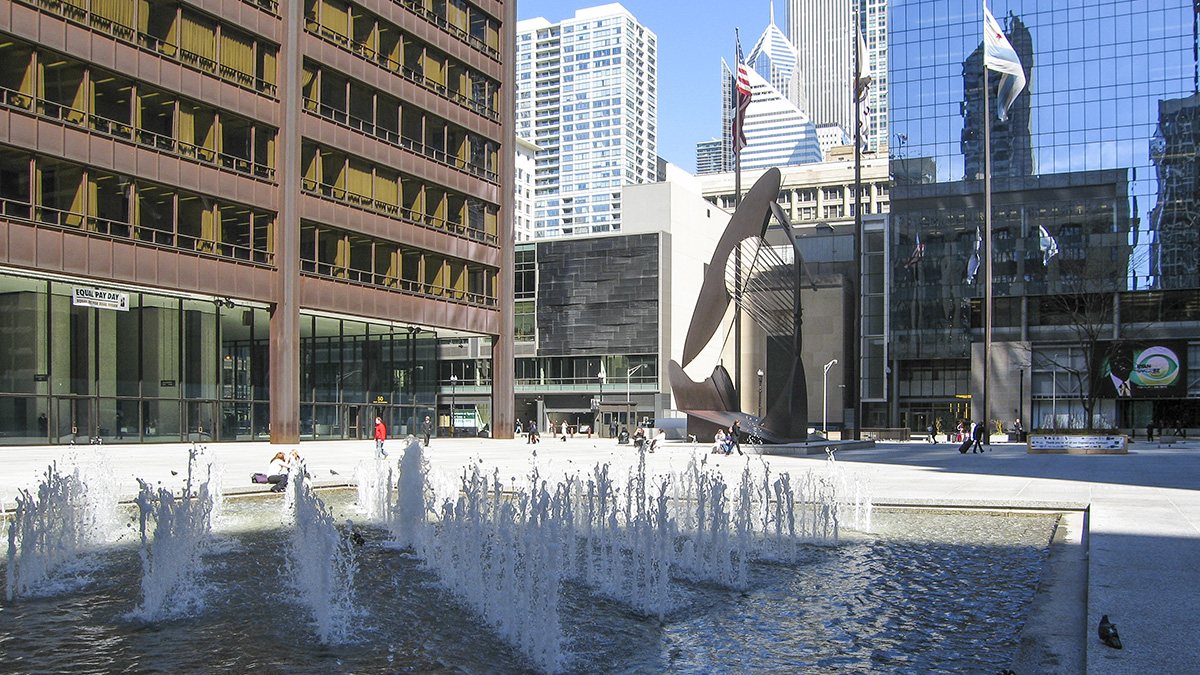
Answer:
[2,434,1198,675]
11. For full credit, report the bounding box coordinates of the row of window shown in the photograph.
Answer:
[304,0,499,120]
[299,220,497,308]
[397,0,501,59]
[300,140,499,245]
[0,147,275,264]
[0,39,276,181]
[21,0,278,97]
[302,63,500,184]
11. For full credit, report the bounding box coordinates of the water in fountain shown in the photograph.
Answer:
[284,458,361,645]
[130,445,221,622]
[5,452,120,600]
[355,455,393,523]
[352,442,874,673]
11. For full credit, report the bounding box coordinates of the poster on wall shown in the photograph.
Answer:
[1096,340,1187,398]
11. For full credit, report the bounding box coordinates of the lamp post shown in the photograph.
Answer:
[756,369,764,417]
[823,359,838,436]
[626,364,645,403]
[449,374,458,437]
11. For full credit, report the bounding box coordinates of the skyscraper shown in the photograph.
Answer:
[747,4,806,112]
[696,139,725,174]
[516,4,658,239]
[721,62,822,171]
[785,0,887,151]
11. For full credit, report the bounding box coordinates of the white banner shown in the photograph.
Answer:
[72,287,129,311]
[1029,435,1127,451]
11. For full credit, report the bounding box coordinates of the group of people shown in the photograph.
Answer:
[710,420,744,455]
[1146,420,1187,441]
[260,449,304,492]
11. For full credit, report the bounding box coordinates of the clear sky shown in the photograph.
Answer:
[516,0,777,174]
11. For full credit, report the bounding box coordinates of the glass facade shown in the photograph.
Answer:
[889,1,1200,431]
[0,273,440,444]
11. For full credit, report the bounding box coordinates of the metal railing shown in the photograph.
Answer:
[19,0,278,98]
[304,96,499,184]
[0,84,275,182]
[306,19,499,122]
[299,257,497,309]
[301,178,498,246]
[2,197,274,266]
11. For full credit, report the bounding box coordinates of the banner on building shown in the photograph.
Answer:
[72,286,129,311]
[1095,340,1187,398]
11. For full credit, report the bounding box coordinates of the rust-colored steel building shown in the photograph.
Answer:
[0,0,515,445]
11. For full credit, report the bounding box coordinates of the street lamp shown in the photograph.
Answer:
[756,369,764,417]
[823,359,838,437]
[626,364,645,403]
[449,374,458,437]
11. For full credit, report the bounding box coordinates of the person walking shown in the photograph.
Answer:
[374,417,388,458]
[970,420,985,453]
[421,415,433,447]
[927,425,936,444]
[1146,421,1154,441]
[728,420,743,455]
[527,420,539,444]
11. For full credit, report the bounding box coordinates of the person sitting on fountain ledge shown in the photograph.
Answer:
[266,452,289,492]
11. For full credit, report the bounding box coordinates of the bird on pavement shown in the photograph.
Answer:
[329,469,339,475]
[1098,614,1122,649]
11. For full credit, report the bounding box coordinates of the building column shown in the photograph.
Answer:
[269,0,303,443]
[490,0,517,439]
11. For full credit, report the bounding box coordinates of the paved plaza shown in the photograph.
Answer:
[2,435,1197,675]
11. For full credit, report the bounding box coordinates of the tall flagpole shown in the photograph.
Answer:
[853,9,864,442]
[733,29,743,399]
[982,3,993,444]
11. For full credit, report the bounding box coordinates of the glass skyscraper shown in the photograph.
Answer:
[516,5,659,239]
[887,1,1200,433]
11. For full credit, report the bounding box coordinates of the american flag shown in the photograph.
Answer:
[903,233,925,269]
[732,31,752,156]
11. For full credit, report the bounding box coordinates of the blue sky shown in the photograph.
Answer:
[516,0,777,173]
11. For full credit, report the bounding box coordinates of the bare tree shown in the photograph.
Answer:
[1035,237,1152,432]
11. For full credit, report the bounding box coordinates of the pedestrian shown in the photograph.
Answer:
[648,427,666,453]
[1013,417,1023,442]
[561,420,568,441]
[266,451,289,492]
[374,416,388,458]
[1146,421,1154,441]
[527,420,539,444]
[728,420,743,455]
[515,420,523,437]
[970,420,985,453]
[1176,420,1185,438]
[927,425,936,444]
[421,415,432,447]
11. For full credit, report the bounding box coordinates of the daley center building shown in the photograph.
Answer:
[0,0,516,445]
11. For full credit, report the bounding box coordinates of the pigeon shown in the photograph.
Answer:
[329,469,339,475]
[350,530,365,547]
[1098,614,1122,649]
[170,471,178,476]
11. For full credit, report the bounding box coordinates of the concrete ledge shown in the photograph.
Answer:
[758,439,877,456]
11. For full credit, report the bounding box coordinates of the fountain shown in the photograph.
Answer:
[285,458,360,644]
[130,445,221,622]
[1,441,1057,675]
[6,452,119,600]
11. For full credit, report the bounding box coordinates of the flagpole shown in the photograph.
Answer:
[982,2,994,445]
[852,9,864,442]
[733,28,743,404]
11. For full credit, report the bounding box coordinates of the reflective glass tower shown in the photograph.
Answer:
[887,1,1200,434]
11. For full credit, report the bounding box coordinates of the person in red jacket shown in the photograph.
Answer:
[374,416,388,459]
